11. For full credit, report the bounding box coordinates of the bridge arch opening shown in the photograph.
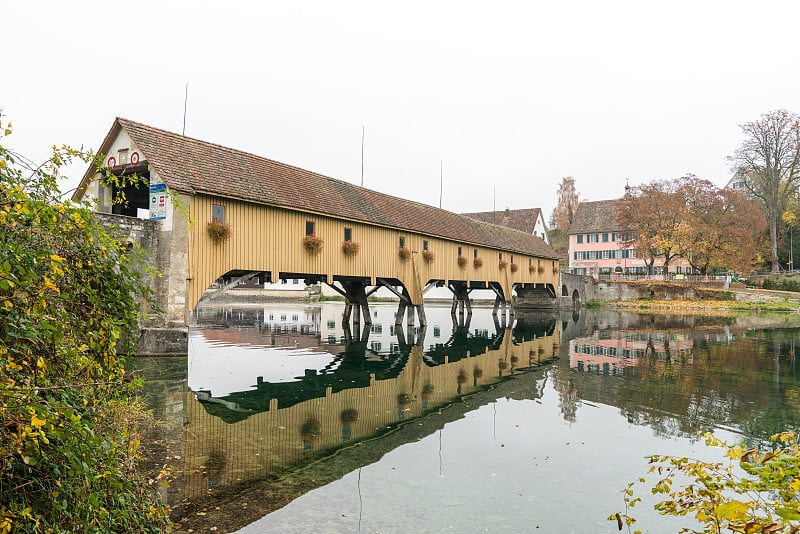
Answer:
[572,289,580,308]
[561,284,568,297]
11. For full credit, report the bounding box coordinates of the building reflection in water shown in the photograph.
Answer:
[569,330,694,375]
[181,303,559,504]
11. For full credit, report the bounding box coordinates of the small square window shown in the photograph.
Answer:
[212,205,225,223]
[499,253,503,260]
[473,249,478,259]
[577,235,583,244]
[344,227,352,241]
[399,236,405,248]
[423,240,428,251]
[602,233,609,242]
[458,246,462,256]
[306,221,315,236]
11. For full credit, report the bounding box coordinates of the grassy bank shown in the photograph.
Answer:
[586,298,800,313]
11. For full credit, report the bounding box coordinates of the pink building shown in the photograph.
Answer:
[568,199,690,276]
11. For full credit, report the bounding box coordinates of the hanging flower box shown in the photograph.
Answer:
[342,240,360,256]
[498,259,508,270]
[538,265,545,274]
[422,250,435,263]
[302,234,324,255]
[398,246,411,260]
[553,263,560,274]
[510,263,519,273]
[206,220,231,244]
[529,265,536,273]
[473,257,483,268]
[457,255,468,268]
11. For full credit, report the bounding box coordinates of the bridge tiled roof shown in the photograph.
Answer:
[568,199,624,234]
[461,208,544,235]
[108,118,559,259]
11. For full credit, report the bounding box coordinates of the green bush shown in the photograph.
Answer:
[612,432,800,533]
[0,122,170,532]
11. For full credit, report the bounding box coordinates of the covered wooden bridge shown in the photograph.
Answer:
[75,118,560,332]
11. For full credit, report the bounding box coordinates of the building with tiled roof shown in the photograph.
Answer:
[75,118,561,328]
[462,208,550,244]
[568,198,690,276]
[76,118,557,261]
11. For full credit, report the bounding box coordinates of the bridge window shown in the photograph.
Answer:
[499,253,503,260]
[510,254,514,264]
[212,205,225,223]
[399,236,405,248]
[458,246,462,256]
[473,249,477,259]
[305,221,315,236]
[423,240,428,251]
[344,227,352,241]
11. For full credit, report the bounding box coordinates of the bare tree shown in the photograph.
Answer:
[731,110,800,272]
[550,176,579,232]
[548,177,579,261]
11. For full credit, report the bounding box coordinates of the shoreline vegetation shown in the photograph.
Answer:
[585,298,800,314]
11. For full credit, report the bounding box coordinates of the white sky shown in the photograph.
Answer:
[5,1,800,220]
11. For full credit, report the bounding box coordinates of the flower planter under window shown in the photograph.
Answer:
[510,263,519,273]
[498,259,508,270]
[302,234,324,255]
[473,257,483,268]
[207,220,231,244]
[342,241,360,256]
[422,250,435,263]
[398,246,411,260]
[457,255,467,268]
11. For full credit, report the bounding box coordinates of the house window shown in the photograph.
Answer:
[602,233,609,242]
[212,205,225,223]
[399,236,405,248]
[423,240,428,251]
[305,221,315,236]
[577,235,583,244]
[587,234,599,243]
[344,227,352,241]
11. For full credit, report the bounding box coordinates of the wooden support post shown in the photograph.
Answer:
[395,301,407,325]
[416,304,427,327]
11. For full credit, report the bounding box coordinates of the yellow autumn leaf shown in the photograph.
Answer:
[30,415,45,429]
[36,357,46,369]
[49,254,65,262]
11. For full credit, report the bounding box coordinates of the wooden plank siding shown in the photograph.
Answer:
[188,194,559,313]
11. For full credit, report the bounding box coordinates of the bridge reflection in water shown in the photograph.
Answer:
[179,303,559,509]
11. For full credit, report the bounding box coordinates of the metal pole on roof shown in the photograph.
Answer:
[439,161,443,209]
[182,82,188,136]
[361,125,364,187]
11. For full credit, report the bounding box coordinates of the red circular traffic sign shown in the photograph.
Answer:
[107,156,116,169]
[131,152,139,165]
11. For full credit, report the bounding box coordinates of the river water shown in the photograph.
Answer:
[136,302,800,533]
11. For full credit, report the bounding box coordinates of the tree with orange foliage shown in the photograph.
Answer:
[616,179,685,275]
[675,176,766,274]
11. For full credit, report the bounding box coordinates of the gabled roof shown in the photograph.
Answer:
[568,199,624,234]
[78,118,559,259]
[461,208,545,235]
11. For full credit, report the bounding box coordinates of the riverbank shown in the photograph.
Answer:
[586,298,800,314]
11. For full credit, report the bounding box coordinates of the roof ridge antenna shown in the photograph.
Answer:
[361,125,364,187]
[182,82,188,136]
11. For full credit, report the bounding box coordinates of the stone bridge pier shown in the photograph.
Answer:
[95,213,189,356]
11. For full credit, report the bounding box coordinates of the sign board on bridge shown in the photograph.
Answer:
[149,183,167,220]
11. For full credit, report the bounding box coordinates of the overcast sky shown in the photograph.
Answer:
[6,1,800,220]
